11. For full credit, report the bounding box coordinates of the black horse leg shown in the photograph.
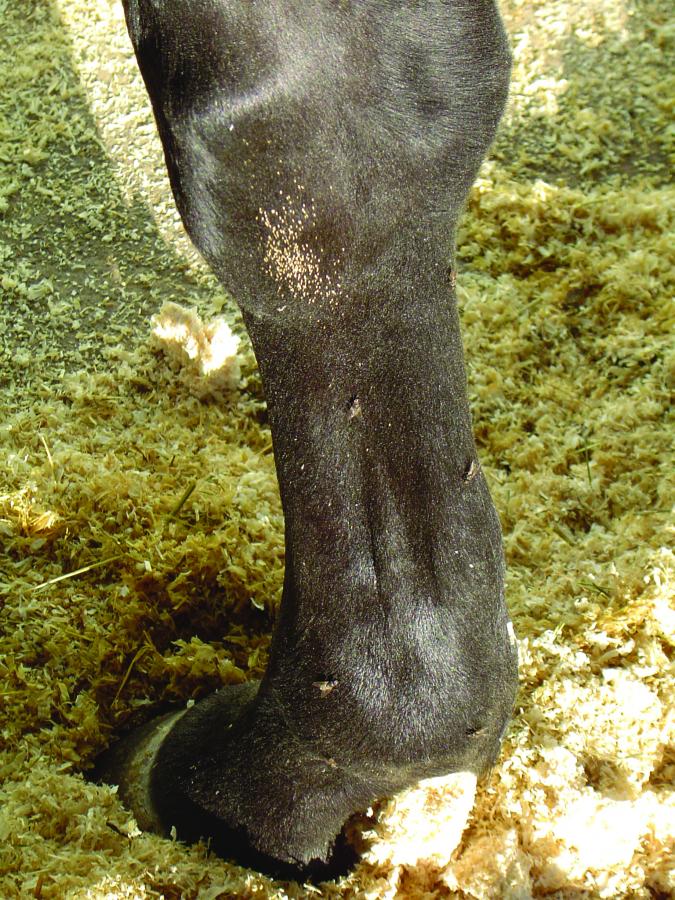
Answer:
[95,0,518,878]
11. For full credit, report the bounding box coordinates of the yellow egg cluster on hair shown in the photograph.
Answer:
[258,182,342,309]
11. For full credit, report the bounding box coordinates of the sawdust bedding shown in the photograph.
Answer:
[0,0,673,897]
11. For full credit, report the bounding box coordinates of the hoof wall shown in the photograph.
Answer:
[92,709,185,834]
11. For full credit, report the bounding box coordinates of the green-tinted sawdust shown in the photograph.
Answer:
[1,0,673,897]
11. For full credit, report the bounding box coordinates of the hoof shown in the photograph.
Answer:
[93,680,258,835]
[92,707,185,834]
[92,680,358,881]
